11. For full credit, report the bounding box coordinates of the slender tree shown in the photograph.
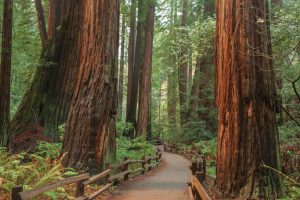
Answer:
[61,0,119,171]
[34,0,47,48]
[126,0,148,138]
[178,0,188,127]
[118,14,126,118]
[126,0,137,118]
[167,0,178,135]
[0,0,13,147]
[137,0,155,137]
[215,0,284,198]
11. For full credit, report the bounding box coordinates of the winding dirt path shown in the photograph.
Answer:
[109,150,190,200]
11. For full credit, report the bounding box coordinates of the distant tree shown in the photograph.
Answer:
[126,0,137,124]
[61,0,119,171]
[0,0,13,147]
[126,0,148,138]
[118,14,126,118]
[215,0,284,198]
[178,0,188,128]
[137,0,155,137]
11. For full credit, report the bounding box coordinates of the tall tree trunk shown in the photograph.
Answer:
[126,0,148,138]
[9,0,75,151]
[126,0,136,116]
[61,0,119,172]
[0,0,13,147]
[118,14,126,118]
[215,0,284,198]
[137,0,155,137]
[178,0,188,128]
[48,0,71,39]
[34,0,48,48]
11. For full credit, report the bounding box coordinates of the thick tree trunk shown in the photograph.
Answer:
[178,0,188,127]
[0,0,13,147]
[118,14,126,118]
[34,0,48,48]
[61,0,119,172]
[126,0,136,119]
[9,0,76,151]
[126,0,148,138]
[137,1,155,137]
[215,0,284,198]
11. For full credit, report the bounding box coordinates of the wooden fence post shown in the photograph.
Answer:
[147,154,151,170]
[123,157,129,181]
[202,155,206,181]
[76,181,85,197]
[142,156,146,175]
[12,186,23,200]
[191,162,197,175]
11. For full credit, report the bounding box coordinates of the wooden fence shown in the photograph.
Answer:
[11,148,162,200]
[164,142,212,200]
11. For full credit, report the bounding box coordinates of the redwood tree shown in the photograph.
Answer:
[61,0,119,171]
[0,0,13,147]
[137,0,155,136]
[126,0,148,138]
[34,0,47,48]
[215,0,284,198]
[118,14,126,117]
[10,0,75,150]
[178,0,188,128]
[126,0,136,119]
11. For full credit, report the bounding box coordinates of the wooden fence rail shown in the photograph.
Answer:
[11,148,162,200]
[164,142,211,200]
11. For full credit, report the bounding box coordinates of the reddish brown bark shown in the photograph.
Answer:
[126,0,137,117]
[61,0,119,171]
[48,0,71,39]
[215,0,284,198]
[34,0,48,48]
[10,0,79,150]
[0,0,13,147]
[126,0,148,138]
[137,1,155,137]
[178,0,188,127]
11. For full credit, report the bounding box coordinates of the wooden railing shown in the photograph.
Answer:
[11,148,162,200]
[164,142,199,159]
[164,142,212,200]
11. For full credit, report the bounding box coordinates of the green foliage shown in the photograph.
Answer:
[36,141,62,160]
[116,121,134,136]
[0,144,76,199]
[116,136,156,164]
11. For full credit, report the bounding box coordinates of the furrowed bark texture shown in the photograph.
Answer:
[10,0,76,151]
[61,0,119,172]
[178,0,188,127]
[215,0,284,198]
[137,1,155,137]
[34,0,48,48]
[126,0,148,138]
[48,0,71,39]
[0,0,13,147]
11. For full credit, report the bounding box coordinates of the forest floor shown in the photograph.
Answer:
[107,150,190,200]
